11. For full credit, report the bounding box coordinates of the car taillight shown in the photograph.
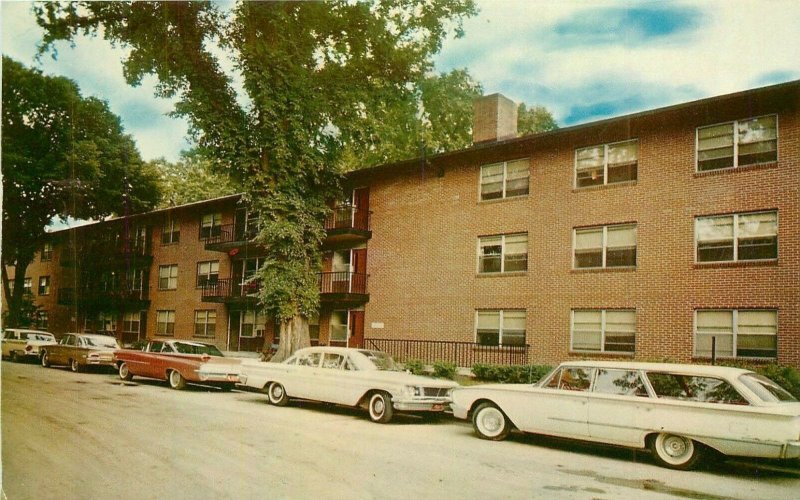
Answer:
[201,354,211,362]
[25,345,33,352]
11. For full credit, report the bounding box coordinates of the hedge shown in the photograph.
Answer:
[471,363,553,384]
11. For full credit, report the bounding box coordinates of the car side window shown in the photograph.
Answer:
[297,352,322,367]
[544,367,593,391]
[593,369,649,397]
[148,341,164,352]
[322,353,345,369]
[2,331,12,339]
[646,372,749,405]
[63,335,75,346]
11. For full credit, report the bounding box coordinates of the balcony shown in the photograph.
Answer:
[200,278,260,304]
[203,224,261,253]
[323,205,372,247]
[60,238,152,268]
[57,286,150,308]
[318,272,369,305]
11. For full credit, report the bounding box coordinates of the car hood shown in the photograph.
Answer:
[26,339,57,347]
[455,383,533,392]
[363,370,460,388]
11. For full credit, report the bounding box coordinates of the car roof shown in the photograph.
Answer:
[6,328,52,334]
[558,360,754,378]
[293,346,365,356]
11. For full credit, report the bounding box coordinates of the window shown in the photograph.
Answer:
[41,243,53,261]
[158,265,178,290]
[196,261,220,288]
[695,211,777,263]
[37,311,49,329]
[240,310,266,338]
[156,310,176,336]
[593,369,648,397]
[199,212,222,240]
[162,215,180,244]
[123,312,141,334]
[571,309,636,353]
[478,233,528,273]
[194,310,216,337]
[309,314,320,343]
[479,158,529,201]
[23,278,32,295]
[647,373,748,405]
[697,115,777,171]
[544,367,593,391]
[475,310,526,346]
[695,309,777,359]
[38,276,51,295]
[574,224,636,269]
[98,312,116,333]
[575,139,638,188]
[330,311,349,343]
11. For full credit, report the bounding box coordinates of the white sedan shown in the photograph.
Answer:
[239,347,458,423]
[451,360,800,470]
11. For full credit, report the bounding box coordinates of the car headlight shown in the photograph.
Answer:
[405,385,422,397]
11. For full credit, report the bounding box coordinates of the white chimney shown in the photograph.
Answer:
[473,93,518,144]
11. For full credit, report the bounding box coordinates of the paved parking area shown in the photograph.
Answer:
[2,360,798,499]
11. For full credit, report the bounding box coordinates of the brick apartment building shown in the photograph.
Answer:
[5,80,799,368]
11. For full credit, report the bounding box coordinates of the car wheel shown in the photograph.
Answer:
[41,351,51,368]
[368,391,394,423]
[219,382,235,392]
[168,370,187,390]
[649,433,704,470]
[472,402,511,441]
[118,362,133,381]
[267,382,289,406]
[10,351,19,363]
[70,359,83,373]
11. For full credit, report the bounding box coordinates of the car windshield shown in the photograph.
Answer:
[173,342,224,356]
[358,350,400,371]
[82,336,120,348]
[739,373,797,403]
[18,332,29,340]
[30,333,55,341]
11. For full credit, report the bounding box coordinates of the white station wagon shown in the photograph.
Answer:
[239,347,458,423]
[451,361,800,470]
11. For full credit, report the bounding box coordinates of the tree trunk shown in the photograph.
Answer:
[2,255,34,327]
[270,315,311,362]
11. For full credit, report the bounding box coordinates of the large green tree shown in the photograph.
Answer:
[36,1,477,359]
[153,150,239,208]
[1,56,160,327]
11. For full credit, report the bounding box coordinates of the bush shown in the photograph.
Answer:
[403,359,426,376]
[471,363,553,384]
[432,361,457,380]
[754,364,800,399]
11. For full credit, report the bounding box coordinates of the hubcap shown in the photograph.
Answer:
[272,385,283,399]
[372,397,385,415]
[479,409,502,434]
[663,436,688,458]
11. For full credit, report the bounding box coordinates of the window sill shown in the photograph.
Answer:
[693,161,777,178]
[160,242,180,247]
[477,194,529,205]
[572,180,637,193]
[571,267,636,274]
[692,356,777,364]
[693,259,778,270]
[157,288,178,292]
[476,271,528,279]
[568,350,635,358]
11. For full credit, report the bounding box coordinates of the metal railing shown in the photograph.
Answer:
[324,205,371,232]
[363,338,529,367]
[58,286,149,305]
[201,278,260,299]
[317,272,368,294]
[204,223,261,245]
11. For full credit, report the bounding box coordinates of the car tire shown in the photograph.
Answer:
[472,402,511,441]
[368,391,394,424]
[219,382,235,392]
[168,370,187,390]
[118,362,134,381]
[10,351,19,363]
[70,359,83,373]
[267,382,289,406]
[41,351,51,368]
[649,433,704,470]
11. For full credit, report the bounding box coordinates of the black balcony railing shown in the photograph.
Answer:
[201,278,260,300]
[58,286,149,305]
[203,223,260,246]
[324,205,371,232]
[363,338,530,367]
[317,272,368,295]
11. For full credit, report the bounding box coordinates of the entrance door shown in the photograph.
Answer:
[348,311,364,348]
[351,248,367,294]
[352,187,370,230]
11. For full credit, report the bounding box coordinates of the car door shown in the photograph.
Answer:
[586,368,651,446]
[314,353,361,405]
[2,330,19,357]
[513,366,592,439]
[283,351,323,400]
[54,334,76,365]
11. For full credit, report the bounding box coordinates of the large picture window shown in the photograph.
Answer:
[695,309,777,359]
[571,309,636,353]
[695,211,777,263]
[697,115,777,171]
[575,139,638,188]
[479,158,529,201]
[478,233,528,273]
[475,310,526,346]
[156,310,175,336]
[574,224,637,269]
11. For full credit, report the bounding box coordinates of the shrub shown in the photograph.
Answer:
[403,359,426,375]
[754,364,800,399]
[432,361,457,380]
[471,363,553,384]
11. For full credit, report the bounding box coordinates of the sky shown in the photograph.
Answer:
[2,0,800,164]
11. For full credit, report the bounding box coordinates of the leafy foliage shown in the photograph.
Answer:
[432,361,458,380]
[403,359,426,375]
[518,103,558,135]
[471,363,554,384]
[1,56,159,326]
[154,151,239,208]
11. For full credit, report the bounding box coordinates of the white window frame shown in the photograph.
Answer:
[38,276,51,295]
[477,233,528,274]
[196,260,220,288]
[199,212,222,240]
[695,114,778,172]
[474,309,527,347]
[239,309,266,338]
[194,310,217,338]
[694,211,778,264]
[330,310,350,343]
[123,312,141,334]
[41,242,53,261]
[570,309,636,354]
[694,309,778,359]
[574,139,638,189]
[573,224,637,269]
[162,215,180,244]
[156,310,176,336]
[158,264,178,290]
[479,158,530,201]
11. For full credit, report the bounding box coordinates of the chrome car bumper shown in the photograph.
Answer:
[783,441,800,459]
[393,399,451,412]
[198,372,240,383]
[450,402,469,420]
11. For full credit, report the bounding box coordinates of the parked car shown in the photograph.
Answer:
[40,333,120,372]
[2,328,57,362]
[238,346,459,423]
[451,360,800,470]
[114,339,241,391]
